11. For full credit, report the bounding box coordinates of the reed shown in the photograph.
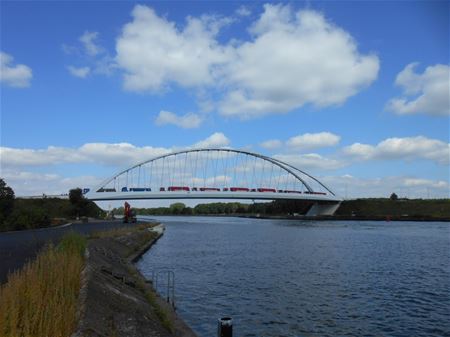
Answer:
[0,232,86,337]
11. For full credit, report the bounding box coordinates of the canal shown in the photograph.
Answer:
[137,216,450,337]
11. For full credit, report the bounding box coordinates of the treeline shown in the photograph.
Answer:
[0,179,105,232]
[336,198,450,218]
[112,198,450,220]
[113,200,315,216]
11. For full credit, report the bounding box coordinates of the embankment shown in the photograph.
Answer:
[73,223,196,337]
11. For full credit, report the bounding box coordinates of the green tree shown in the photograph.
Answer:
[0,178,15,225]
[69,188,87,217]
[169,202,186,214]
[390,193,398,201]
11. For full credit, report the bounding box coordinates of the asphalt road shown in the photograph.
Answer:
[0,220,150,285]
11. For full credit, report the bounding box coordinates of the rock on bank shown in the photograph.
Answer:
[72,224,197,337]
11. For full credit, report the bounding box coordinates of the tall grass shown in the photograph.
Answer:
[0,232,86,337]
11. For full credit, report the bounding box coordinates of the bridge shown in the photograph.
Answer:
[85,148,342,216]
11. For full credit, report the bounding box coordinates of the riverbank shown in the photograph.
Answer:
[238,214,450,221]
[73,223,197,337]
[121,198,450,221]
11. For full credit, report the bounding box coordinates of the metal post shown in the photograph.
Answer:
[217,317,232,337]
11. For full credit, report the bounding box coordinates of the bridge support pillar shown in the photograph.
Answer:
[306,202,341,216]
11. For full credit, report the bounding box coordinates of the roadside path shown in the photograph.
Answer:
[0,220,149,284]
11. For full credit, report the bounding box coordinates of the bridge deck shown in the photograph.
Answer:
[86,191,342,202]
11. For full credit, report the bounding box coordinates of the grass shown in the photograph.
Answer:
[133,274,174,333]
[89,223,157,239]
[0,232,87,337]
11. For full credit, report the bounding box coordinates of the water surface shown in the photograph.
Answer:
[137,216,450,337]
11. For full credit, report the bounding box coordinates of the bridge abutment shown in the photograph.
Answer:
[306,202,341,216]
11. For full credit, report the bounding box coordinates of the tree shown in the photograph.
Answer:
[69,188,87,217]
[0,178,15,224]
[169,202,186,214]
[390,193,398,201]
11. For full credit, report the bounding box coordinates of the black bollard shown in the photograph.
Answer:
[217,317,232,337]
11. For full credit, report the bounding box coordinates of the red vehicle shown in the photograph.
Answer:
[257,188,276,193]
[168,186,190,191]
[199,187,221,191]
[123,202,137,223]
[230,187,250,192]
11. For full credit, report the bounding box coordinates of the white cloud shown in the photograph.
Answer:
[236,6,251,17]
[192,175,232,186]
[386,63,450,116]
[0,133,231,168]
[0,143,169,168]
[79,31,103,56]
[115,5,232,92]
[273,153,345,171]
[343,136,450,165]
[219,4,379,118]
[0,52,32,88]
[67,65,90,78]
[155,110,203,128]
[114,5,378,118]
[192,132,230,148]
[1,169,102,197]
[322,175,450,199]
[286,132,341,151]
[260,139,282,150]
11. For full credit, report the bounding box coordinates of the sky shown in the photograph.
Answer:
[1,0,449,206]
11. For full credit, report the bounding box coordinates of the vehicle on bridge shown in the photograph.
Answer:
[257,188,277,193]
[121,187,152,192]
[168,186,190,192]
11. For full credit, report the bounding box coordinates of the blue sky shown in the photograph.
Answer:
[1,1,449,203]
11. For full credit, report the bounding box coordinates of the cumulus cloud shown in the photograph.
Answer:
[343,136,450,165]
[79,31,103,56]
[67,65,90,78]
[114,4,379,118]
[286,132,341,151]
[260,139,282,150]
[1,169,102,197]
[273,153,345,171]
[1,144,166,168]
[321,174,449,199]
[0,52,32,88]
[236,6,251,17]
[192,132,230,148]
[0,133,231,169]
[155,110,203,128]
[115,5,232,92]
[386,63,450,116]
[219,4,379,118]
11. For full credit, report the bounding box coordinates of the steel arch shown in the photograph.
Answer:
[93,148,336,196]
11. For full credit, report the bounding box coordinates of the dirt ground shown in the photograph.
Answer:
[72,225,197,337]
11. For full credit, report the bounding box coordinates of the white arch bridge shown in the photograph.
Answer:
[85,148,342,216]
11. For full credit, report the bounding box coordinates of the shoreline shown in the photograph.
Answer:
[238,214,450,222]
[137,214,450,222]
[73,223,197,337]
